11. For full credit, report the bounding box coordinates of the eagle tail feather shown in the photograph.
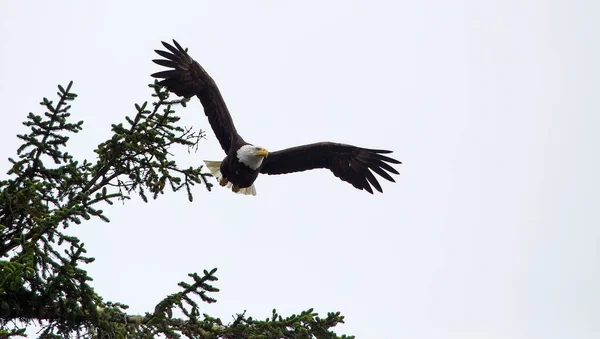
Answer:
[203,160,257,196]
[203,160,223,178]
[231,184,257,196]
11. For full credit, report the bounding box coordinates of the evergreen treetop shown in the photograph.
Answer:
[0,82,352,339]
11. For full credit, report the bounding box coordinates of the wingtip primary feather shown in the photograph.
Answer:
[152,59,178,68]
[154,49,176,60]
[172,39,185,52]
[369,148,394,154]
[161,40,174,50]
[377,153,402,165]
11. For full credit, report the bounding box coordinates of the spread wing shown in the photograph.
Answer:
[260,142,401,194]
[151,40,241,153]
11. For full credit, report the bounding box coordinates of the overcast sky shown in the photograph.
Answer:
[1,1,599,338]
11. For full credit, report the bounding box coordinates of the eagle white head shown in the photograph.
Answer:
[236,144,269,170]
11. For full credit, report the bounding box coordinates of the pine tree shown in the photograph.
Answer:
[0,82,352,339]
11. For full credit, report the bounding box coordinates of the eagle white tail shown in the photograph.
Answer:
[203,160,257,196]
[203,160,223,178]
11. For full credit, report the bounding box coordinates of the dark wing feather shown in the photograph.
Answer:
[260,142,401,194]
[151,40,241,153]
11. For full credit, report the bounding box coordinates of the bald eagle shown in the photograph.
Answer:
[152,40,401,195]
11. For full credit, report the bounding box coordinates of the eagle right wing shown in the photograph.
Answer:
[152,40,240,153]
[260,142,401,194]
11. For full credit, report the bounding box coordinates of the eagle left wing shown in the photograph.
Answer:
[260,142,401,194]
[151,40,241,154]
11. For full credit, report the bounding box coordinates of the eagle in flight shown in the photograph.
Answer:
[152,40,401,195]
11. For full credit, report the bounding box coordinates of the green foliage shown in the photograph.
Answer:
[0,82,352,338]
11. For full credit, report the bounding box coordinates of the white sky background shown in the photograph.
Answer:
[1,1,599,338]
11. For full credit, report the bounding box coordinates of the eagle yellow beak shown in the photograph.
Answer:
[256,148,269,157]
